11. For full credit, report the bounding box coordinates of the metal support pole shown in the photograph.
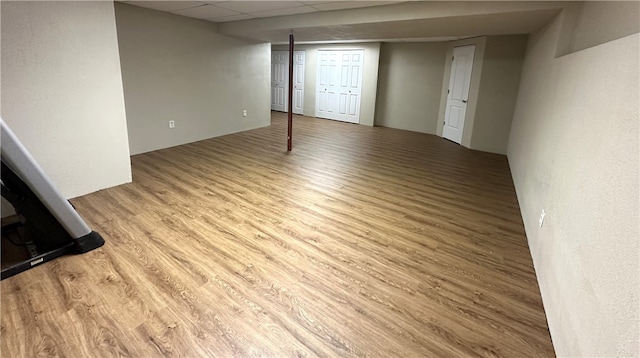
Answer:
[287,32,294,151]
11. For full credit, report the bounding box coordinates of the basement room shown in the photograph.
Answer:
[1,1,638,357]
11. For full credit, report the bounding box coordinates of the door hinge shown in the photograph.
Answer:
[452,56,454,61]
[447,89,450,94]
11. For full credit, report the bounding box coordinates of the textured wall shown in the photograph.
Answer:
[116,3,271,155]
[558,1,640,55]
[509,9,639,357]
[471,35,527,154]
[374,42,447,134]
[1,1,131,199]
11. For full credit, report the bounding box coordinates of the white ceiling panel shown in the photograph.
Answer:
[127,1,202,12]
[310,1,400,11]
[219,6,560,43]
[301,1,337,4]
[172,4,241,19]
[122,1,412,23]
[120,1,565,45]
[215,1,305,13]
[252,6,318,18]
[213,13,256,22]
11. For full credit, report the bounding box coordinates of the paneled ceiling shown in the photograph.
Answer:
[121,1,404,23]
[119,1,566,43]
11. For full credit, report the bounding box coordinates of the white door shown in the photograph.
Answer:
[316,49,364,123]
[443,45,475,144]
[292,51,305,115]
[271,51,305,114]
[316,50,339,119]
[271,51,288,112]
[335,51,364,123]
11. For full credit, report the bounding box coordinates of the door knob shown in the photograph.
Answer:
[462,100,467,103]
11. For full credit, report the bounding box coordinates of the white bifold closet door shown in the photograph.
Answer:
[271,51,305,114]
[316,49,364,123]
[271,51,288,112]
[292,51,305,115]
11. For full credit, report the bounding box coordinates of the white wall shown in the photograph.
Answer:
[509,8,639,357]
[374,42,447,134]
[1,1,132,199]
[115,3,271,155]
[272,43,380,126]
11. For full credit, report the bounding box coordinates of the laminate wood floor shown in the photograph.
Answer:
[1,112,554,357]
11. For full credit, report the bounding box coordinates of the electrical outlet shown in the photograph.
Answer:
[242,110,247,117]
[169,120,175,129]
[539,209,545,228]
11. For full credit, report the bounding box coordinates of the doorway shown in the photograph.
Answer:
[270,50,305,115]
[442,45,475,144]
[315,49,364,123]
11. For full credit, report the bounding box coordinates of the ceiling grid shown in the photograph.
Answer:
[122,1,402,23]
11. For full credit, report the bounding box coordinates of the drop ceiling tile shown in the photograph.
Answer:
[311,1,399,11]
[252,6,318,18]
[215,1,305,14]
[301,1,337,4]
[127,1,203,12]
[211,13,256,22]
[172,4,241,19]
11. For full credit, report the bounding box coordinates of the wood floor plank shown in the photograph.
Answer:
[1,112,554,357]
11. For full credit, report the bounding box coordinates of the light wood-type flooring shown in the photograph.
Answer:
[1,112,554,357]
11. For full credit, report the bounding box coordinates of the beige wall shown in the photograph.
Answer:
[557,1,640,56]
[1,1,131,199]
[116,3,271,155]
[509,9,639,357]
[272,43,380,126]
[470,35,527,154]
[436,36,487,149]
[374,42,447,134]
